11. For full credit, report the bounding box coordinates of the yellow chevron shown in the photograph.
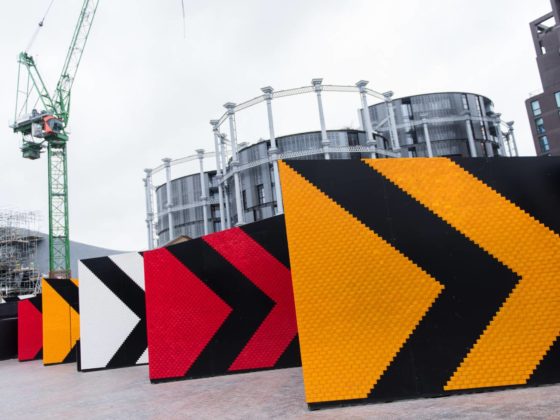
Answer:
[367,158,560,390]
[279,161,443,403]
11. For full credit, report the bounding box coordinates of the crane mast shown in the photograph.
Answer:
[12,0,99,279]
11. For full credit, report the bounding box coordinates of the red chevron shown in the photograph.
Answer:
[18,299,42,361]
[144,248,232,380]
[204,228,297,371]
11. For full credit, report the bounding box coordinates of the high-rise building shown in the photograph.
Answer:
[526,0,560,156]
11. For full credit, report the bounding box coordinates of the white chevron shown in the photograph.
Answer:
[78,256,141,370]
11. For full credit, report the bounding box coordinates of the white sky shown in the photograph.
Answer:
[0,0,551,251]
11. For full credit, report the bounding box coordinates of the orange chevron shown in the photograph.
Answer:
[367,158,560,390]
[279,161,443,403]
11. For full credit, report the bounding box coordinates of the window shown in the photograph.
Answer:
[480,124,488,140]
[539,135,550,153]
[401,102,413,118]
[256,184,265,205]
[531,100,542,116]
[555,92,560,108]
[347,132,360,146]
[253,208,263,222]
[210,204,220,219]
[242,190,247,210]
[462,94,469,110]
[535,117,546,134]
[475,98,483,117]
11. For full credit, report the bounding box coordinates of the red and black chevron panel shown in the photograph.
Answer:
[18,295,43,361]
[144,215,300,382]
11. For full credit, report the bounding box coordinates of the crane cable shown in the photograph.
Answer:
[181,0,186,38]
[25,0,56,53]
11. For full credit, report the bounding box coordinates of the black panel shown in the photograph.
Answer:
[0,301,18,319]
[0,318,17,360]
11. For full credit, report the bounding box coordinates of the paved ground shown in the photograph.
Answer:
[1,359,559,419]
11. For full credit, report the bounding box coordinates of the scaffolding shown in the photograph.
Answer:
[0,210,42,298]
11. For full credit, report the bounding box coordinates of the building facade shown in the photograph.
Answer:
[152,129,387,246]
[369,92,513,158]
[154,169,220,244]
[144,81,514,247]
[526,0,560,156]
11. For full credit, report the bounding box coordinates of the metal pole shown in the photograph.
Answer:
[507,121,519,157]
[464,113,478,157]
[211,120,226,231]
[220,136,232,229]
[495,114,506,156]
[261,86,284,214]
[162,158,175,242]
[422,119,434,158]
[506,132,513,157]
[356,80,376,159]
[143,169,155,249]
[224,102,245,225]
[196,149,209,236]
[312,78,330,159]
[384,91,400,152]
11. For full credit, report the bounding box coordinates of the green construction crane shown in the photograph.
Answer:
[11,1,100,279]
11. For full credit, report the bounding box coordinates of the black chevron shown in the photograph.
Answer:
[45,279,79,313]
[167,239,275,378]
[452,157,560,237]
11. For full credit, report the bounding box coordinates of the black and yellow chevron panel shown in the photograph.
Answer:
[42,278,80,365]
[279,157,560,408]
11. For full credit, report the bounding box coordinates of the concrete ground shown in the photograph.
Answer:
[1,359,559,419]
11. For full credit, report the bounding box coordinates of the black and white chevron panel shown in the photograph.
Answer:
[78,252,147,371]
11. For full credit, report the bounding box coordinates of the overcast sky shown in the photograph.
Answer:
[0,0,552,251]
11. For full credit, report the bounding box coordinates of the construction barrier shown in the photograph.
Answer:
[42,278,80,365]
[0,298,18,360]
[18,295,43,361]
[78,252,148,371]
[144,216,300,382]
[279,157,560,409]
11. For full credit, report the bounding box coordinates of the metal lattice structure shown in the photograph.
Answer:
[48,147,70,275]
[11,0,100,278]
[0,210,42,298]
